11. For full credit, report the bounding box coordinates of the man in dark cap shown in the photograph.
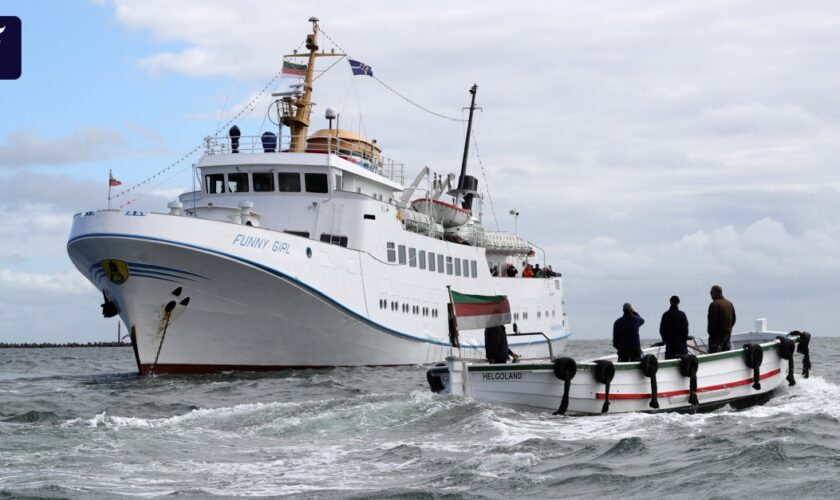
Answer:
[707,285,736,353]
[659,295,689,359]
[613,303,644,362]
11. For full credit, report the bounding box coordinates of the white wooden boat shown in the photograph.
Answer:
[427,326,812,415]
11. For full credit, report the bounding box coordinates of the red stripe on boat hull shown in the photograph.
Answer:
[595,368,781,400]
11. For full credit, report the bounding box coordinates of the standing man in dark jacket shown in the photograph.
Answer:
[707,285,736,353]
[613,303,644,362]
[659,295,689,359]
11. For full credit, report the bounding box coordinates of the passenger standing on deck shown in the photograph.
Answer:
[613,303,644,362]
[707,285,736,353]
[659,295,689,359]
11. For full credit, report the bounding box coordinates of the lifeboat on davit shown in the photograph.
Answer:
[411,198,471,228]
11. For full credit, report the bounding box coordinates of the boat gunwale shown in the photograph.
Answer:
[430,337,793,375]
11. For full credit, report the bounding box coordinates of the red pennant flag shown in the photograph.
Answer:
[109,173,122,187]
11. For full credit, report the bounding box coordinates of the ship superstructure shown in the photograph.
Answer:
[67,18,570,374]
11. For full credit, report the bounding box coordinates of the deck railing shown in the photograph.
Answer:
[203,135,405,185]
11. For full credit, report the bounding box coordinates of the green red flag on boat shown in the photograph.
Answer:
[448,290,512,331]
[281,61,307,78]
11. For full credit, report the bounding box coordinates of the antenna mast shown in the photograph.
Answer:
[457,84,478,193]
[281,17,345,152]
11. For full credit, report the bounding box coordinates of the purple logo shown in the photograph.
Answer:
[0,16,21,80]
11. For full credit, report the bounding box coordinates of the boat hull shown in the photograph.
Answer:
[433,334,800,414]
[68,211,569,374]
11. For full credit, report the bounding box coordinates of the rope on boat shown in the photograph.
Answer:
[552,357,577,415]
[593,360,615,414]
[640,354,660,409]
[113,69,285,208]
[776,336,797,386]
[319,27,467,123]
[678,354,699,406]
[743,344,764,390]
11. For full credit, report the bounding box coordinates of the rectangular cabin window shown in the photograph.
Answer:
[320,233,348,247]
[398,245,407,265]
[454,258,461,276]
[462,259,469,278]
[471,260,478,278]
[305,173,329,193]
[419,250,426,270]
[437,254,444,273]
[386,242,396,263]
[278,172,301,192]
[446,256,453,275]
[408,248,417,268]
[253,172,275,192]
[334,173,343,191]
[428,252,436,272]
[227,173,249,193]
[205,174,225,194]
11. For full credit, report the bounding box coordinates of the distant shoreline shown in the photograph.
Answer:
[0,342,131,349]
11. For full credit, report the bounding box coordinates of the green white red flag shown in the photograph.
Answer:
[281,61,307,78]
[449,290,511,330]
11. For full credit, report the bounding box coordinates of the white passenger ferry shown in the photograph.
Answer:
[66,18,571,374]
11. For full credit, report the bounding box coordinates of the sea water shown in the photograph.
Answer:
[1,339,838,498]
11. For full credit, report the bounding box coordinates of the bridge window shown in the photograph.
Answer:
[428,252,436,272]
[253,172,275,192]
[386,242,396,263]
[205,174,225,194]
[408,248,417,268]
[320,233,348,247]
[278,172,301,192]
[454,258,461,276]
[446,256,453,275]
[398,245,407,265]
[419,250,426,270]
[227,173,249,193]
[437,254,444,274]
[305,173,328,193]
[471,260,478,278]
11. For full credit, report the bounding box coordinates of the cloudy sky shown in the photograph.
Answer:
[1,0,838,343]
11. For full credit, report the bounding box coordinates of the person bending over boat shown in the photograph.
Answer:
[659,295,689,359]
[613,303,644,362]
[707,285,736,353]
[484,325,519,363]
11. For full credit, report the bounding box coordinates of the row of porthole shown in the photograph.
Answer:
[513,310,557,321]
[377,299,439,318]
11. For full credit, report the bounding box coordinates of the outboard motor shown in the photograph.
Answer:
[261,131,277,153]
[229,125,241,153]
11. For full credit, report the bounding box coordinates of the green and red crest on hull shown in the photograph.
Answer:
[450,290,511,330]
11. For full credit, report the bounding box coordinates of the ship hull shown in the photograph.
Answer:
[68,211,569,374]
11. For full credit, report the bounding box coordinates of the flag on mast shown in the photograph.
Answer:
[281,61,307,78]
[349,59,374,77]
[109,172,121,187]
